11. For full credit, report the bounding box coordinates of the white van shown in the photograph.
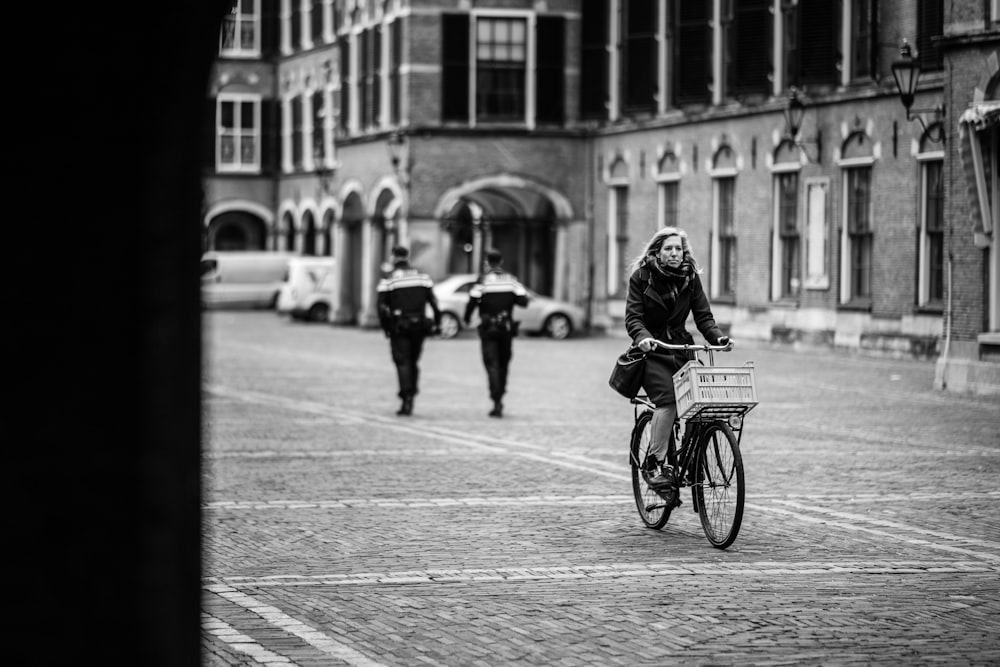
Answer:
[276,256,337,322]
[201,251,296,310]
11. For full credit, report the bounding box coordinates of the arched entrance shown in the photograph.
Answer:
[372,188,400,272]
[442,184,559,296]
[302,211,317,255]
[205,210,269,251]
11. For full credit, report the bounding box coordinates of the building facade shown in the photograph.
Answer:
[202,0,999,394]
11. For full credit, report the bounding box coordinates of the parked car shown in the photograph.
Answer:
[201,251,295,310]
[432,273,585,340]
[276,256,337,322]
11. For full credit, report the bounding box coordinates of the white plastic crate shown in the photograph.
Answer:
[673,360,758,422]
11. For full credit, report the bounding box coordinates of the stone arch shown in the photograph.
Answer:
[434,174,572,296]
[203,200,274,251]
[773,138,801,167]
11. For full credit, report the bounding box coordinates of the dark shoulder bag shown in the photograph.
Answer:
[608,344,646,399]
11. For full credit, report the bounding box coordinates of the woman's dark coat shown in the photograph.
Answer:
[624,259,724,406]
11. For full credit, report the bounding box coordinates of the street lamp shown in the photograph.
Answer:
[783,88,822,163]
[891,39,945,142]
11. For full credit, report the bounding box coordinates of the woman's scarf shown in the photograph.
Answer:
[646,256,693,311]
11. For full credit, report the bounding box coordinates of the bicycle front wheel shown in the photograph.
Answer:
[694,421,744,549]
[629,411,672,530]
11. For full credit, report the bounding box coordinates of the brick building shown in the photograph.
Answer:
[202,0,999,393]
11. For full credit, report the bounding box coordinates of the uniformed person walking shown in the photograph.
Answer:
[463,249,529,418]
[377,246,442,416]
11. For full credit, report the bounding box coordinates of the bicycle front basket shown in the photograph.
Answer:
[673,360,758,422]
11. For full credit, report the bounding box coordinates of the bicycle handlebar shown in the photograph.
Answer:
[647,339,734,352]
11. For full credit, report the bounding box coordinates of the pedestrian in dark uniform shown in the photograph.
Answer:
[377,246,442,416]
[625,227,731,505]
[464,249,529,418]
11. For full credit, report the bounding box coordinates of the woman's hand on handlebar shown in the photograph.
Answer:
[717,336,735,351]
[637,337,656,353]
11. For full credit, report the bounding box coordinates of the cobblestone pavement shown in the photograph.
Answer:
[201,312,1000,666]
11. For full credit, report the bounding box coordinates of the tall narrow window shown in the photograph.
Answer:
[373,26,382,127]
[291,94,304,170]
[290,0,302,51]
[673,2,712,106]
[920,159,945,306]
[621,0,657,114]
[846,167,873,301]
[608,185,629,298]
[359,29,371,128]
[339,38,351,133]
[476,17,527,121]
[389,19,402,125]
[217,95,261,172]
[310,0,324,45]
[220,0,260,55]
[312,90,325,165]
[661,181,679,228]
[580,0,609,119]
[777,171,801,298]
[716,177,737,298]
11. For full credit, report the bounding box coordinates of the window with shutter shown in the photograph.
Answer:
[311,0,323,45]
[339,39,351,133]
[785,0,838,88]
[536,16,565,125]
[290,0,302,52]
[373,26,382,128]
[621,0,657,114]
[390,20,402,125]
[442,14,470,122]
[725,0,771,98]
[291,95,304,170]
[261,0,279,56]
[261,98,277,174]
[360,30,370,129]
[917,0,943,72]
[673,2,712,106]
[850,0,876,81]
[580,0,609,120]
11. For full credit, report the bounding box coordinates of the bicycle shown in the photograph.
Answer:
[628,340,758,549]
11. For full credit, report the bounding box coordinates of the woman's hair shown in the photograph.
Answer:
[628,226,703,275]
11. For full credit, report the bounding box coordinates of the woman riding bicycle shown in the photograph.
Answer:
[625,227,731,506]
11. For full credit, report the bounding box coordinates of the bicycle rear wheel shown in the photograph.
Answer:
[629,411,672,529]
[693,421,744,549]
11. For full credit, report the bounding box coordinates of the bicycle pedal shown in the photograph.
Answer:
[645,503,667,512]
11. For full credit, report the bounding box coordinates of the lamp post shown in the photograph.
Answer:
[783,88,822,163]
[891,39,945,142]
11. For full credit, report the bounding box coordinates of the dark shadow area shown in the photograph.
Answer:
[11,2,229,664]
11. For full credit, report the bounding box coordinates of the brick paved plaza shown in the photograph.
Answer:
[201,312,999,666]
